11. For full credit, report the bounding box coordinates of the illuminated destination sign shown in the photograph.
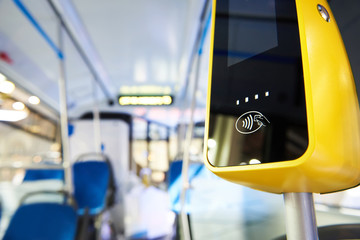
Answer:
[118,95,173,106]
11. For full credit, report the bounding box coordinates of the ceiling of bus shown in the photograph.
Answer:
[0,0,210,126]
[0,0,359,127]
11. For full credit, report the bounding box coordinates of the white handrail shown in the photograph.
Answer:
[58,24,73,194]
[0,162,65,170]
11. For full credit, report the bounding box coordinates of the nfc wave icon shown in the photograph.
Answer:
[235,111,270,134]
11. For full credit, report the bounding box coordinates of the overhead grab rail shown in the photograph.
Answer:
[0,4,73,196]
[11,0,113,102]
[46,0,113,102]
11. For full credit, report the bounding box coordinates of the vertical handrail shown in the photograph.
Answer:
[179,1,212,239]
[91,75,102,153]
[179,55,200,240]
[146,121,151,168]
[58,24,73,195]
[166,127,171,170]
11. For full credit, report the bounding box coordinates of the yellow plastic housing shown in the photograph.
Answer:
[204,0,360,194]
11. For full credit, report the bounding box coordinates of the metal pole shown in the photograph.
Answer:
[284,192,318,240]
[146,121,151,168]
[91,73,102,153]
[179,53,201,240]
[58,25,73,195]
[178,2,211,239]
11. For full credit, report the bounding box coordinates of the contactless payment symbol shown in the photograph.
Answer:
[235,111,270,134]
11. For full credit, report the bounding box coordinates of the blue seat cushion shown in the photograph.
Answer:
[3,203,77,240]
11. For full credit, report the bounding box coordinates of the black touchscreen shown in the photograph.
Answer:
[208,0,308,167]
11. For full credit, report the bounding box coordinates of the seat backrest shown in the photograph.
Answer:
[3,202,77,240]
[168,161,204,213]
[73,161,110,215]
[23,169,64,182]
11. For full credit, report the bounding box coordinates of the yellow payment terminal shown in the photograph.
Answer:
[204,0,360,193]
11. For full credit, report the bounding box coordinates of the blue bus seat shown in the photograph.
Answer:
[3,202,77,240]
[168,161,204,213]
[73,161,110,215]
[23,169,64,181]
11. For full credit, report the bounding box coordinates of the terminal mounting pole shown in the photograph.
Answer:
[284,192,318,240]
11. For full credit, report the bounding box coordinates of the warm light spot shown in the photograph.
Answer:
[28,96,40,105]
[0,73,6,81]
[0,109,28,122]
[0,80,15,94]
[12,102,25,110]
